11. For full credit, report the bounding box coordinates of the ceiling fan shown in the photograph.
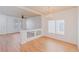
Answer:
[21,15,24,19]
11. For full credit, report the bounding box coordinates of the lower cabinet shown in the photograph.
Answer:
[20,29,42,44]
[0,33,21,52]
[0,35,7,52]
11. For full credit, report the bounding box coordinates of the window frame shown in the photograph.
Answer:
[48,20,64,35]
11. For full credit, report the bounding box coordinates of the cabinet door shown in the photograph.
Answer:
[7,17,21,33]
[7,17,15,33]
[21,19,26,30]
[26,16,41,30]
[14,18,21,32]
[0,35,8,52]
[7,33,21,52]
[0,15,7,34]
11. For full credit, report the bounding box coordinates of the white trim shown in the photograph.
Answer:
[17,6,43,15]
[44,34,76,45]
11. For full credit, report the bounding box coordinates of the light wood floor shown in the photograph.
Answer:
[21,36,78,52]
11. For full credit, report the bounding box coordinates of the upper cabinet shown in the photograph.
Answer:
[0,15,7,34]
[26,16,42,30]
[21,19,27,30]
[0,14,42,34]
[0,14,21,34]
[7,17,21,33]
[7,17,15,33]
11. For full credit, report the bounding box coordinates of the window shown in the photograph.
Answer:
[48,20,64,35]
[48,20,55,34]
[56,20,64,35]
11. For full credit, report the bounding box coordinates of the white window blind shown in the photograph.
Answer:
[48,20,64,35]
[48,20,55,34]
[56,20,64,35]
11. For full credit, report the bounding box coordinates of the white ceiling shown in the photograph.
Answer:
[0,6,40,17]
[26,6,76,15]
[0,6,76,17]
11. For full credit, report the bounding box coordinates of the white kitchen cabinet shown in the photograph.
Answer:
[7,17,21,33]
[6,33,21,52]
[0,35,8,52]
[0,14,21,34]
[14,18,21,32]
[0,15,7,34]
[0,33,21,52]
[7,17,15,33]
[0,15,21,52]
[26,16,41,30]
[21,19,27,30]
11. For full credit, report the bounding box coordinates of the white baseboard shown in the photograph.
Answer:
[21,34,76,46]
[44,34,76,45]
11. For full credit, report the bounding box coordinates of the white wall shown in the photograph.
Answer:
[42,8,77,44]
[77,7,79,48]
